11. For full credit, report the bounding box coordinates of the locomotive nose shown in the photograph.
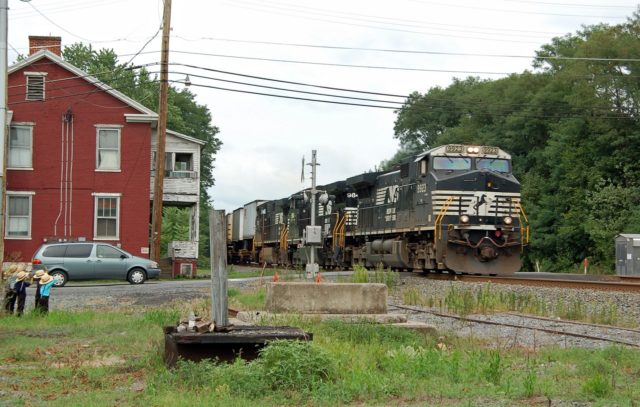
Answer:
[479,243,497,261]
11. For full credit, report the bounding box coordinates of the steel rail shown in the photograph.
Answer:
[504,312,640,334]
[425,273,640,293]
[390,304,640,348]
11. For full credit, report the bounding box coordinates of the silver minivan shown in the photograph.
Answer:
[31,242,161,286]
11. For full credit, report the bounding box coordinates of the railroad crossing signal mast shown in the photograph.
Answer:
[305,150,321,279]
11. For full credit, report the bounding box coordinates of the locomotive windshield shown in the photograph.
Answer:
[477,158,510,173]
[433,156,471,170]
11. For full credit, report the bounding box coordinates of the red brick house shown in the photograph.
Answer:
[5,37,159,261]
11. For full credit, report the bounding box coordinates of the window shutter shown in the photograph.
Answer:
[26,75,45,100]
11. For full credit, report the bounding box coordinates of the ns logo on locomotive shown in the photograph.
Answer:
[227,144,529,275]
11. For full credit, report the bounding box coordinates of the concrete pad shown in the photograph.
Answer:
[391,322,438,335]
[266,282,387,314]
[236,311,406,324]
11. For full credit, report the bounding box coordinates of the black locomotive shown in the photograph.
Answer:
[227,144,529,275]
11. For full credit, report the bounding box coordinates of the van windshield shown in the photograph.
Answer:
[433,156,471,170]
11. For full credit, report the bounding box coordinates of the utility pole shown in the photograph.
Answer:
[150,0,172,262]
[305,150,320,279]
[0,0,10,271]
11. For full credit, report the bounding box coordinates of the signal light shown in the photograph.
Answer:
[495,229,502,238]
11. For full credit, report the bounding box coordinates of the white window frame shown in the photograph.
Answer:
[5,191,35,239]
[95,126,121,172]
[24,72,47,101]
[8,124,34,170]
[92,193,121,240]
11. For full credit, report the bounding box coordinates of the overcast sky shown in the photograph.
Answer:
[7,0,638,212]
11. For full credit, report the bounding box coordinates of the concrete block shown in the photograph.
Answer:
[266,282,388,314]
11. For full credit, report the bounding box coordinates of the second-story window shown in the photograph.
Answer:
[8,125,33,168]
[96,127,120,171]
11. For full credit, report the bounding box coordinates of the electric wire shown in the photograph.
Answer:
[406,0,628,18]
[226,0,564,36]
[228,0,552,40]
[500,0,636,8]
[222,0,542,44]
[172,36,640,63]
[153,50,516,75]
[7,61,637,115]
[173,72,404,105]
[10,65,634,119]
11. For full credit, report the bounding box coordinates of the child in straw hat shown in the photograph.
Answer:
[32,269,45,313]
[3,264,19,314]
[13,271,30,316]
[38,273,57,314]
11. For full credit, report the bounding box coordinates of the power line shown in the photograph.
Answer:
[123,25,162,66]
[187,81,407,109]
[156,50,515,75]
[406,0,629,18]
[175,66,633,114]
[174,71,404,105]
[223,0,541,44]
[24,2,102,43]
[172,36,640,63]
[500,0,636,9]
[172,63,408,98]
[228,0,564,36]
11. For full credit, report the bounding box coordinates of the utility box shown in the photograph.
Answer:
[615,234,640,276]
[305,225,322,245]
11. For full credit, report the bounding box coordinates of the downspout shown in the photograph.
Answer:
[68,110,73,236]
[53,116,65,236]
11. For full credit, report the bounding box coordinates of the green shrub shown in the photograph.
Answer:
[582,373,611,399]
[259,340,337,392]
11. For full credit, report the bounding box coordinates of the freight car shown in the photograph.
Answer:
[228,144,529,275]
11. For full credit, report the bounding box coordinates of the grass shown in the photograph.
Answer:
[402,282,636,327]
[1,288,640,406]
[349,264,400,288]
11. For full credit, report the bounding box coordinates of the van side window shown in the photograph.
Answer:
[97,245,124,258]
[43,245,66,257]
[65,244,93,258]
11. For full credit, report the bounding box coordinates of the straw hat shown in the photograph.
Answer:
[40,274,53,284]
[15,271,28,282]
[33,270,45,279]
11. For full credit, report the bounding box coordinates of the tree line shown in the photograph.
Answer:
[390,12,640,272]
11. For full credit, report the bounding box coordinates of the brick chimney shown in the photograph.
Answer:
[29,36,62,56]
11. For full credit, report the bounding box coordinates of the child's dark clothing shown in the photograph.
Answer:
[3,278,17,314]
[13,280,30,316]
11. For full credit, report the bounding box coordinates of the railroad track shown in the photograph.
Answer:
[389,304,640,348]
[424,273,640,293]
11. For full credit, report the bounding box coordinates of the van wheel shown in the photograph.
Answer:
[50,270,68,287]
[128,268,146,285]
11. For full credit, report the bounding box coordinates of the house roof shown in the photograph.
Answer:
[167,129,206,146]
[9,50,158,120]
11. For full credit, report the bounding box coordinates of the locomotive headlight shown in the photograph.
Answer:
[466,146,480,154]
[460,215,470,224]
[503,216,513,225]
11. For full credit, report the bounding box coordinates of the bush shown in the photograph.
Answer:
[259,340,337,392]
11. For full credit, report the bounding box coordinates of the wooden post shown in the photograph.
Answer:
[210,209,229,328]
[150,0,172,262]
